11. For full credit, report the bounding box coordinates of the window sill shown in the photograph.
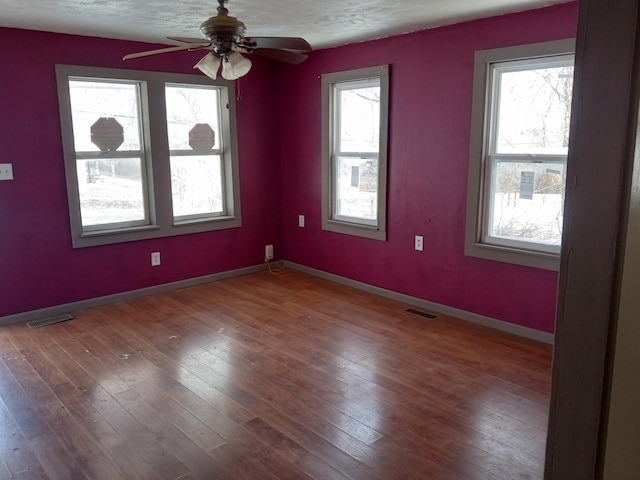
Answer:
[82,225,160,238]
[464,241,560,271]
[73,216,241,248]
[173,215,236,227]
[323,219,386,241]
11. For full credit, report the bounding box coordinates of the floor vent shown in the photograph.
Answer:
[27,314,74,329]
[404,308,438,319]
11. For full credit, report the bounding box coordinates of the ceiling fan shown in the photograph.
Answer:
[123,0,312,80]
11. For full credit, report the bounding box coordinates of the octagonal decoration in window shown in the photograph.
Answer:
[189,123,216,152]
[90,117,124,152]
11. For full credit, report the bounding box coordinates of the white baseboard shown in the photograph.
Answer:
[0,264,268,327]
[2,261,555,344]
[284,261,555,344]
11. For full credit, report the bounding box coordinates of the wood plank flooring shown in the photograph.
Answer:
[0,269,553,479]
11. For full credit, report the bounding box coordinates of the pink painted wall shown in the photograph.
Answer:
[279,2,579,333]
[0,28,283,317]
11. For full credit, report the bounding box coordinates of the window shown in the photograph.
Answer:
[165,84,225,222]
[67,79,149,231]
[321,65,389,240]
[465,39,575,270]
[56,65,241,248]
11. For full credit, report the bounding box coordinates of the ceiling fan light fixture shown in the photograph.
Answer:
[123,0,310,74]
[221,52,252,80]
[194,52,221,80]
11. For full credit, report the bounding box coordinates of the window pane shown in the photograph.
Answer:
[165,85,220,151]
[338,84,380,153]
[335,156,378,222]
[171,155,223,218]
[77,157,146,227]
[489,160,566,246]
[166,85,223,220]
[495,65,573,155]
[68,80,141,151]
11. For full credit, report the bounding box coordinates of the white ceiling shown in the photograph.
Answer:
[0,0,570,50]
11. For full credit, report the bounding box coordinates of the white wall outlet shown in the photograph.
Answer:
[298,215,305,227]
[265,244,274,262]
[151,252,161,266]
[415,235,424,251]
[0,164,14,181]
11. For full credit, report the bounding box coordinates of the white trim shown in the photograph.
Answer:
[284,261,554,344]
[0,264,267,327]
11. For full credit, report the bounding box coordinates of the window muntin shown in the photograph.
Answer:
[322,65,389,240]
[165,84,224,222]
[56,65,242,248]
[465,40,575,270]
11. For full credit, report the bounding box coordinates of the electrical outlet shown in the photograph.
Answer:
[298,215,305,227]
[151,252,161,266]
[265,244,274,262]
[0,164,14,181]
[415,235,424,251]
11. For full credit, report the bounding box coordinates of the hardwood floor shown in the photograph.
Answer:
[0,269,552,479]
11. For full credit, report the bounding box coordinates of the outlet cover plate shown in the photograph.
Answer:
[0,164,14,181]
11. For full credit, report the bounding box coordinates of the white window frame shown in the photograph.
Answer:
[321,65,389,241]
[464,39,575,271]
[56,65,241,248]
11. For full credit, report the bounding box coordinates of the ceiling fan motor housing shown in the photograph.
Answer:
[200,4,248,54]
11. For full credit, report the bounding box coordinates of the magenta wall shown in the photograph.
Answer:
[0,3,578,332]
[279,2,579,333]
[0,28,283,318]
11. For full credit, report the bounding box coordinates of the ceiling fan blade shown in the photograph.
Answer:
[167,36,211,45]
[253,48,309,65]
[123,45,198,61]
[249,37,312,52]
